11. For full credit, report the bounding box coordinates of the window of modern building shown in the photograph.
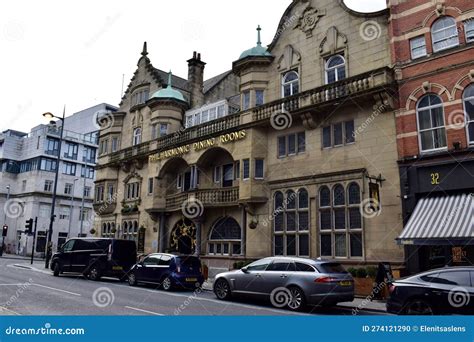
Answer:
[45,138,59,156]
[431,16,459,52]
[282,71,299,97]
[322,120,355,148]
[133,128,142,146]
[83,147,96,163]
[59,206,70,220]
[44,180,53,192]
[39,203,51,218]
[319,183,362,258]
[64,183,73,195]
[465,20,474,43]
[242,91,250,110]
[84,186,91,198]
[64,142,78,160]
[148,178,154,195]
[325,55,346,84]
[63,162,76,176]
[273,189,309,257]
[277,132,306,158]
[81,165,94,179]
[208,217,242,256]
[242,159,250,180]
[410,36,427,59]
[80,208,90,222]
[255,89,265,106]
[464,84,474,144]
[416,94,447,152]
[254,159,264,179]
[40,158,57,172]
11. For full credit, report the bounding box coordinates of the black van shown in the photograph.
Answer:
[50,238,137,281]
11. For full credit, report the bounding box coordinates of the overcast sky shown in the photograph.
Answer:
[1,0,386,133]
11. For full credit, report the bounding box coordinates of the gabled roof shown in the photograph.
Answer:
[153,67,188,91]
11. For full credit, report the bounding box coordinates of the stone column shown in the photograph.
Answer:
[195,221,202,256]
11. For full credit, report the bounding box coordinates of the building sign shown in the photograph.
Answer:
[149,130,246,163]
[452,247,467,263]
[369,182,381,212]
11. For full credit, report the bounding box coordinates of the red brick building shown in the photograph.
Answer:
[388,0,474,273]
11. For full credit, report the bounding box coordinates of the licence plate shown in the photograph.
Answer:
[339,281,352,286]
[112,266,123,271]
[186,278,198,282]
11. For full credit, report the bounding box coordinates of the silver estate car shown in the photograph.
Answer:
[213,257,354,311]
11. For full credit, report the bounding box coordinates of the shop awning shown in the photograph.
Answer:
[397,193,474,245]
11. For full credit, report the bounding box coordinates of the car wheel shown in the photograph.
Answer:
[162,277,172,291]
[88,265,102,281]
[128,272,137,286]
[214,278,231,300]
[53,263,61,277]
[404,299,434,315]
[287,286,306,311]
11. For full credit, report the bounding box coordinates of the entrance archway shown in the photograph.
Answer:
[170,218,196,254]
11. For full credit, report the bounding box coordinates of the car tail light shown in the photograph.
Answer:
[315,276,336,283]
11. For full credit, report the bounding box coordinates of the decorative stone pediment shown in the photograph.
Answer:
[294,6,326,38]
[319,26,348,56]
[277,45,302,71]
[123,171,143,184]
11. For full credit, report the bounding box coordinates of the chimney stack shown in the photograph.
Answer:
[187,51,206,108]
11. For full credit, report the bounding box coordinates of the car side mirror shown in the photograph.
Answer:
[241,267,249,273]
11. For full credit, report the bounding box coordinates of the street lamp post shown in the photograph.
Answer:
[43,108,66,269]
[0,185,11,256]
[67,178,79,238]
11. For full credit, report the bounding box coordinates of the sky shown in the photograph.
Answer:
[0,0,386,133]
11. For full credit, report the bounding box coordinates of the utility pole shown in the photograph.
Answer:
[79,147,87,237]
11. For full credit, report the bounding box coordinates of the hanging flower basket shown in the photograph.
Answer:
[89,228,96,235]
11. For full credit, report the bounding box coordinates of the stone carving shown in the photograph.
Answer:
[319,26,348,55]
[295,6,326,38]
[277,45,302,70]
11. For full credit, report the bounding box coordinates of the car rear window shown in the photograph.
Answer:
[176,256,201,268]
[316,262,347,274]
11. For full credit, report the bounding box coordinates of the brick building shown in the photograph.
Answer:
[389,0,474,273]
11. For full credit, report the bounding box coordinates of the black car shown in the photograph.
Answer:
[51,238,137,281]
[128,253,204,291]
[387,267,474,315]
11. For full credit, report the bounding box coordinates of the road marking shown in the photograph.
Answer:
[125,306,164,316]
[0,306,21,315]
[32,284,81,297]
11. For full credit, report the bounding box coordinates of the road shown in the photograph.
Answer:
[0,257,387,316]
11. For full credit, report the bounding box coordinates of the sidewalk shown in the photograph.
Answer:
[0,253,44,262]
[202,280,387,313]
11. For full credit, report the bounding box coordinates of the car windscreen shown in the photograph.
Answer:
[316,262,347,274]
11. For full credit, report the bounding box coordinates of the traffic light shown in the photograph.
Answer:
[2,225,7,237]
[25,219,33,235]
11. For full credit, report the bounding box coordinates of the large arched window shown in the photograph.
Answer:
[282,71,299,97]
[416,94,447,152]
[319,183,363,259]
[325,55,346,84]
[431,16,459,52]
[133,128,142,146]
[208,217,241,256]
[464,84,474,145]
[273,189,309,257]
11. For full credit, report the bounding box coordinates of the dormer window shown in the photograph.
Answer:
[431,17,459,52]
[282,71,299,97]
[131,88,150,106]
[325,55,346,84]
[133,128,142,146]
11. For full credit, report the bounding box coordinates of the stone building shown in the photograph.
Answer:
[389,0,474,273]
[0,103,116,255]
[95,0,405,276]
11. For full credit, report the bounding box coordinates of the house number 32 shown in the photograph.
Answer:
[431,173,440,185]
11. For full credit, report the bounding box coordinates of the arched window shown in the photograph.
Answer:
[282,71,299,97]
[333,184,345,206]
[208,217,241,256]
[102,223,107,237]
[122,221,128,239]
[273,189,309,257]
[325,55,346,84]
[319,186,331,207]
[348,183,361,205]
[133,128,142,146]
[416,94,447,152]
[432,17,459,52]
[464,84,474,145]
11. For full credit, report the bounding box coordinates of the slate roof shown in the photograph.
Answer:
[202,70,233,94]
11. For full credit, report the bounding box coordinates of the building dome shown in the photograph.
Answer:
[239,26,272,59]
[151,71,186,102]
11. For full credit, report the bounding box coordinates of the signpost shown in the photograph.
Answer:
[30,218,37,265]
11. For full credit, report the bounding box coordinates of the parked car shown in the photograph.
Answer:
[127,253,204,291]
[387,267,474,315]
[213,257,354,311]
[51,238,137,281]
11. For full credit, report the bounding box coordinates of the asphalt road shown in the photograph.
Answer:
[0,258,387,316]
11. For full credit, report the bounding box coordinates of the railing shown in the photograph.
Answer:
[165,187,239,211]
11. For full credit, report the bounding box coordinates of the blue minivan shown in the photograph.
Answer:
[127,253,204,291]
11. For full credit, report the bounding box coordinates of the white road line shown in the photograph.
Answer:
[32,284,81,296]
[0,306,21,315]
[125,306,164,316]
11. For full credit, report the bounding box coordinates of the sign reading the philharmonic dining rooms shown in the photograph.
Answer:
[149,130,247,163]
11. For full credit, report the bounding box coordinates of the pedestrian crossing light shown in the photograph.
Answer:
[25,219,33,235]
[2,225,7,237]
